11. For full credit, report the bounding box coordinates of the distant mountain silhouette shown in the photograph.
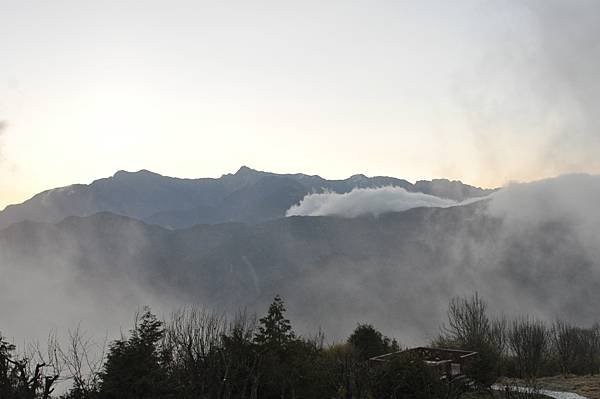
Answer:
[0,167,493,229]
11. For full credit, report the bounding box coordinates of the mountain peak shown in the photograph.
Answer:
[235,165,259,175]
[113,169,161,179]
[348,174,368,181]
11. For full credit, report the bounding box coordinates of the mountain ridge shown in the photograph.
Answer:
[0,166,494,230]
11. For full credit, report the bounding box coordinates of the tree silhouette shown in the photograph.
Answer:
[347,324,398,361]
[100,308,173,399]
[254,295,295,348]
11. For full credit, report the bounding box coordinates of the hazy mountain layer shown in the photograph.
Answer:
[2,187,598,344]
[0,167,493,230]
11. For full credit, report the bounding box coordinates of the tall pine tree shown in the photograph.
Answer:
[254,295,295,348]
[100,308,173,399]
[253,296,297,399]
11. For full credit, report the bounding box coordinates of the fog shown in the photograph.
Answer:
[488,174,600,230]
[281,173,600,342]
[2,173,600,351]
[0,216,183,349]
[287,174,600,238]
[487,173,600,280]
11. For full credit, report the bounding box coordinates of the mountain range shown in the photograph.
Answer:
[0,167,598,344]
[0,166,493,230]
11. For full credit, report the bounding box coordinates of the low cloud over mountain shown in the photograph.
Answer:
[489,173,600,226]
[0,167,492,229]
[286,186,484,217]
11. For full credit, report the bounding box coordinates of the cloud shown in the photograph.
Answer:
[290,174,600,227]
[286,186,471,217]
[488,174,600,225]
[469,173,600,323]
[283,174,600,342]
[487,173,600,260]
[454,1,600,182]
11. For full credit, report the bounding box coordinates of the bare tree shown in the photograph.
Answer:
[58,325,106,397]
[1,333,64,399]
[163,306,228,397]
[550,320,600,376]
[551,320,579,375]
[508,318,549,380]
[490,316,508,357]
[439,293,507,386]
[579,324,600,375]
[444,293,491,349]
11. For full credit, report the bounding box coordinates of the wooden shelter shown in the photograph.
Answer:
[369,347,478,378]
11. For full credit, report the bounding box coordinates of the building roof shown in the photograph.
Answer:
[369,347,478,364]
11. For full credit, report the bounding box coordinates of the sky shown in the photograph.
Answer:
[1,0,599,210]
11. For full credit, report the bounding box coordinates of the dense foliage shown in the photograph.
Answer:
[1,294,599,398]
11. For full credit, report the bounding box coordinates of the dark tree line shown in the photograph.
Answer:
[434,293,600,384]
[2,293,599,398]
[0,296,445,399]
[89,296,431,399]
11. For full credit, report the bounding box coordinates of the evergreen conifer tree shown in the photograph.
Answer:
[100,308,173,399]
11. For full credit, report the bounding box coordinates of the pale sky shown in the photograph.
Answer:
[1,0,599,210]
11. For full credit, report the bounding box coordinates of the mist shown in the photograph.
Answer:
[0,172,599,353]
[283,173,600,343]
[0,216,184,347]
[488,174,600,228]
[487,174,600,291]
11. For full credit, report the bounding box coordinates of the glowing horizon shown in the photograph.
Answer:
[2,0,600,210]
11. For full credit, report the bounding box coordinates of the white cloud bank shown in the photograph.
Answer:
[486,173,600,261]
[487,173,600,226]
[287,173,600,222]
[286,186,472,218]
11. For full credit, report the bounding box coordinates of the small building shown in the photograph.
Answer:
[369,347,478,379]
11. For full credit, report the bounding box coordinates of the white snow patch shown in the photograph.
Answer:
[492,384,588,399]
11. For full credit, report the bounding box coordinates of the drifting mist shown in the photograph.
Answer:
[0,172,599,352]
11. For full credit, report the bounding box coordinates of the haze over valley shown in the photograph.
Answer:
[1,167,598,347]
